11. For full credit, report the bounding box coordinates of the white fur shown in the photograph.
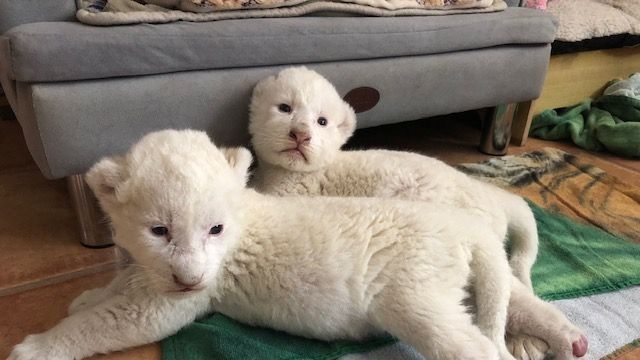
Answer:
[11,130,515,360]
[249,67,587,360]
[250,67,537,289]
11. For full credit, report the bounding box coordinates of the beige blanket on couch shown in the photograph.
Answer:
[76,0,505,25]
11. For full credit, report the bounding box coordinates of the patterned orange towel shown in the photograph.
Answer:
[458,147,640,243]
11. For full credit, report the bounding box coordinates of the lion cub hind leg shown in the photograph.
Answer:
[471,234,517,360]
[371,285,500,360]
[507,279,588,360]
[507,333,549,360]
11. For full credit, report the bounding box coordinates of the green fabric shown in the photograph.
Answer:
[529,202,640,301]
[162,203,640,360]
[530,95,640,158]
[162,313,395,360]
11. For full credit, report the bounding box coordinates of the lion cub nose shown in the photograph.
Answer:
[172,274,203,288]
[288,130,311,144]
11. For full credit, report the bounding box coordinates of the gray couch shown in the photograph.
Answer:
[0,0,556,246]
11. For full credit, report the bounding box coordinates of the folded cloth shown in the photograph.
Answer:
[460,148,640,297]
[604,73,640,99]
[602,338,640,360]
[529,202,640,300]
[548,0,640,42]
[458,147,640,242]
[552,288,640,360]
[162,313,394,360]
[76,0,505,25]
[530,95,640,158]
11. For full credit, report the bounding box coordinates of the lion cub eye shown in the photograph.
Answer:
[209,224,224,235]
[151,226,169,237]
[278,104,292,113]
[317,117,328,126]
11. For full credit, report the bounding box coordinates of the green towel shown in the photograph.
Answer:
[162,314,395,360]
[162,204,640,360]
[530,202,640,300]
[530,95,640,158]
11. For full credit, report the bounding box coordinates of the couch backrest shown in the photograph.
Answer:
[0,0,77,34]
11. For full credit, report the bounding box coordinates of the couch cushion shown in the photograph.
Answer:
[2,7,555,82]
[18,45,551,178]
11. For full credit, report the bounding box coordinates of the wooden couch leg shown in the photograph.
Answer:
[479,103,517,155]
[67,175,114,248]
[511,100,535,146]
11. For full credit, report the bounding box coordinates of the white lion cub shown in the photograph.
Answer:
[11,130,515,360]
[250,69,538,289]
[248,67,588,360]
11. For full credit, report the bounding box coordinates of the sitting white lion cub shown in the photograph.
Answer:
[11,130,516,360]
[249,67,588,360]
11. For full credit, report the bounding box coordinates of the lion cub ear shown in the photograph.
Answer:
[221,147,253,186]
[338,102,357,145]
[85,156,127,208]
[251,74,276,100]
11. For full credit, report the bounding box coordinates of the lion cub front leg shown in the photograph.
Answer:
[10,274,209,360]
[68,269,133,315]
[68,287,110,315]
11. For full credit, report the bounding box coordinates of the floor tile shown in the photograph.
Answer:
[0,119,35,172]
[0,269,161,360]
[0,167,116,295]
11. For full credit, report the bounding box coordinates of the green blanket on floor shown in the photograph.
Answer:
[529,95,640,158]
[162,204,640,360]
[529,202,640,300]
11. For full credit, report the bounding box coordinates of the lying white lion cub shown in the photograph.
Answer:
[11,130,516,360]
[250,68,538,289]
[249,67,588,360]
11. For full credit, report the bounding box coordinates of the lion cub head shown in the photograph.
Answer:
[249,67,356,172]
[86,129,252,294]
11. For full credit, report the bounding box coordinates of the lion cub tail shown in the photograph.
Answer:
[503,195,539,290]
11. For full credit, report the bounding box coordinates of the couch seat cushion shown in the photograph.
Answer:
[1,7,555,82]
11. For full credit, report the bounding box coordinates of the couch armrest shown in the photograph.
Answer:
[0,0,77,34]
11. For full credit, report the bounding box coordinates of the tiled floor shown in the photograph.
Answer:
[0,109,638,360]
[0,118,117,297]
